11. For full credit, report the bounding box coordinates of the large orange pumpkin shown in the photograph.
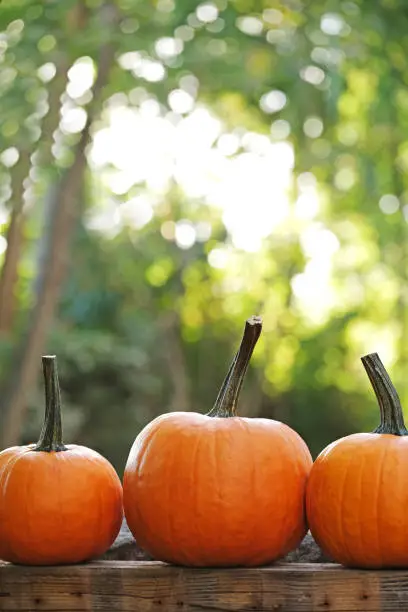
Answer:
[307,352,408,568]
[123,316,313,567]
[0,355,123,565]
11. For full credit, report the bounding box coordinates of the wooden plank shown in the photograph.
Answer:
[1,560,407,612]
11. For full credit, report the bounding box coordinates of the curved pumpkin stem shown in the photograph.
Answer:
[208,315,262,418]
[35,355,67,452]
[361,352,408,436]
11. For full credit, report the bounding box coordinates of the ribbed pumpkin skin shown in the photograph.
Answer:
[0,444,123,565]
[306,433,408,568]
[123,412,313,567]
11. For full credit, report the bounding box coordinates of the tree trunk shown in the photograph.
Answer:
[0,4,117,449]
[0,56,70,336]
[160,312,191,412]
[31,64,70,298]
[0,150,31,335]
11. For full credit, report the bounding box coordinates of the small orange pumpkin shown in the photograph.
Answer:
[0,355,123,565]
[124,316,313,567]
[307,352,408,568]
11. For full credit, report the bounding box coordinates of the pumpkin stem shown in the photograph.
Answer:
[361,352,408,436]
[35,355,67,452]
[207,315,262,418]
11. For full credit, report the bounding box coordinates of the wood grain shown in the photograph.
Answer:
[1,560,408,612]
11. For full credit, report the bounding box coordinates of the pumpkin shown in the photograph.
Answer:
[0,355,123,565]
[306,352,408,569]
[123,316,313,567]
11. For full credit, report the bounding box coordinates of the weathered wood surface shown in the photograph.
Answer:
[1,560,408,612]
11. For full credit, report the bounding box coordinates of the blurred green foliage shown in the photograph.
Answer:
[1,0,408,473]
